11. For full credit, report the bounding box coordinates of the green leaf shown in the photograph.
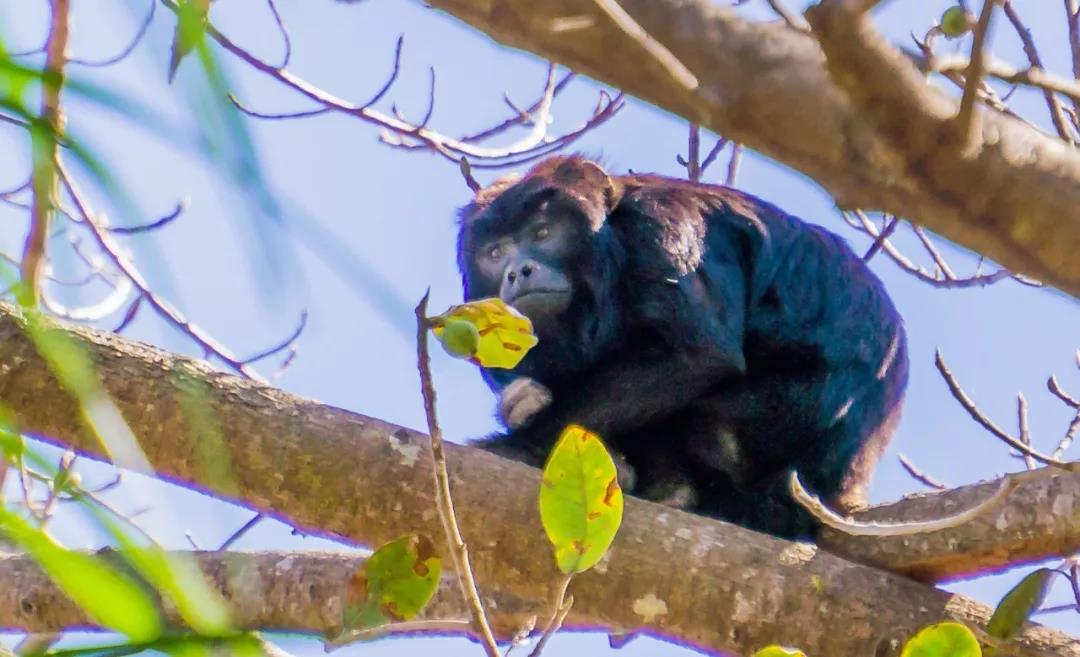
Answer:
[342,534,442,631]
[539,425,624,574]
[753,647,807,657]
[169,0,210,82]
[987,568,1054,641]
[0,508,162,641]
[901,622,981,657]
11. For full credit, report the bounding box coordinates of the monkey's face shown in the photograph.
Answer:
[469,204,576,332]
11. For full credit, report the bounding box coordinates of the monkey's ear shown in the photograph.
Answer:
[553,157,621,215]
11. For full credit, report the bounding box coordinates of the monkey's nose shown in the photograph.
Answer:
[521,263,533,277]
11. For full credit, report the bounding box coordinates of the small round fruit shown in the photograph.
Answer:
[940,6,973,38]
[439,318,480,359]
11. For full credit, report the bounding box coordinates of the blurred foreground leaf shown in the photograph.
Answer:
[0,508,162,641]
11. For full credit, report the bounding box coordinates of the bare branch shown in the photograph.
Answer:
[265,0,293,68]
[69,0,155,67]
[415,293,500,657]
[935,350,1076,471]
[897,453,949,490]
[955,0,999,148]
[55,160,268,382]
[592,0,697,90]
[22,0,70,306]
[1000,0,1075,142]
[791,471,1014,536]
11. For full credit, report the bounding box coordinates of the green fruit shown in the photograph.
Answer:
[940,6,973,38]
[439,319,480,359]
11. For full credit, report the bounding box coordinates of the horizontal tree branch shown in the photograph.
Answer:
[0,304,1078,655]
[820,467,1080,581]
[420,0,1080,298]
[0,551,533,636]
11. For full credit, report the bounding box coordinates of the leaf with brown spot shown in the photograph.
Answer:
[341,534,442,633]
[431,298,538,368]
[538,425,624,574]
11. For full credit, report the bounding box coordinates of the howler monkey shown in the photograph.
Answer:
[456,155,908,539]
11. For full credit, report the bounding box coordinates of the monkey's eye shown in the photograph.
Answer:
[533,225,551,241]
[485,244,504,260]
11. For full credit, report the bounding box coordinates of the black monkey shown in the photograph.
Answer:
[456,155,908,539]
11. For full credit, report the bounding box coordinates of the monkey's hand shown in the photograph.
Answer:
[498,377,552,429]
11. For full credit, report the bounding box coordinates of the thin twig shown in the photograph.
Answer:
[527,574,574,657]
[69,0,155,67]
[239,310,307,364]
[219,512,264,550]
[955,0,999,147]
[700,137,728,176]
[1000,0,1075,142]
[935,350,1075,470]
[55,159,268,382]
[171,0,621,168]
[265,0,293,68]
[897,453,948,490]
[862,215,901,261]
[105,198,187,234]
[847,211,1035,288]
[592,0,698,90]
[1017,393,1037,470]
[724,143,742,186]
[326,620,474,649]
[766,0,811,33]
[1048,376,1080,459]
[1066,0,1080,120]
[23,0,71,306]
[681,123,701,181]
[414,292,500,657]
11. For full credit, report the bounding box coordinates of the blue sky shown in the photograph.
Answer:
[1,1,1079,655]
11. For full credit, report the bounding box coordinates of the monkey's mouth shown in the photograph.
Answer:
[507,290,571,319]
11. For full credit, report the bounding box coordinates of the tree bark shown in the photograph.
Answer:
[0,304,1078,654]
[421,0,1080,299]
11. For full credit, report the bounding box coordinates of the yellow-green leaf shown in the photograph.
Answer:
[987,568,1054,641]
[901,622,981,657]
[432,298,538,369]
[0,508,162,641]
[342,534,442,631]
[754,647,807,657]
[539,425,623,574]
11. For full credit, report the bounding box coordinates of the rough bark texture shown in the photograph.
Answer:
[0,304,1079,654]
[421,0,1080,299]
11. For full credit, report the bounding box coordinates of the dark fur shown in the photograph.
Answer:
[457,155,908,538]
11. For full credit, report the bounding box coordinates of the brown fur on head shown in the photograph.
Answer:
[459,155,621,234]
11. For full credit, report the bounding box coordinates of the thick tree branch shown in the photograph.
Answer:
[419,0,1080,298]
[0,551,533,636]
[0,304,1078,655]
